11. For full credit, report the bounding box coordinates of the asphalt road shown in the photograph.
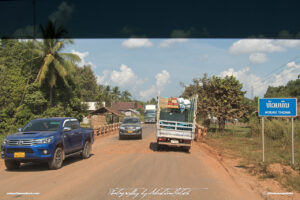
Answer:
[0,124,262,200]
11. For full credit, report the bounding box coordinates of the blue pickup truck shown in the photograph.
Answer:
[1,117,94,170]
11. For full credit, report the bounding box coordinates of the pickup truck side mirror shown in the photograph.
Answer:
[63,127,72,132]
[17,128,22,132]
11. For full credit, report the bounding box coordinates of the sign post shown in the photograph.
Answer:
[258,98,297,164]
[262,117,264,162]
[292,117,294,165]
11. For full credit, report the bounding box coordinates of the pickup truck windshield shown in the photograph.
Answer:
[22,120,62,132]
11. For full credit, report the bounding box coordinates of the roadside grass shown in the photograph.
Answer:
[204,122,300,192]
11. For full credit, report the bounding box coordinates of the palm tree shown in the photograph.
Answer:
[121,90,131,102]
[111,86,121,102]
[35,21,80,106]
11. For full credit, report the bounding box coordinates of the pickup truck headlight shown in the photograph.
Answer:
[120,127,125,130]
[136,127,141,130]
[34,136,54,144]
[2,139,8,145]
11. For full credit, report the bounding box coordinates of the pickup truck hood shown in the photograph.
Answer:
[6,131,58,140]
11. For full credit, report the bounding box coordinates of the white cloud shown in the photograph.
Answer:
[275,40,300,48]
[272,61,300,86]
[96,70,110,85]
[139,85,157,99]
[95,64,144,90]
[220,62,300,97]
[71,50,96,68]
[139,70,171,99]
[122,38,153,48]
[159,39,188,48]
[229,39,285,54]
[249,53,267,64]
[220,67,267,97]
[110,64,138,85]
[155,70,171,88]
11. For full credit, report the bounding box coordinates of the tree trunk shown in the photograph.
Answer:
[35,67,42,83]
[49,86,53,106]
[218,117,225,131]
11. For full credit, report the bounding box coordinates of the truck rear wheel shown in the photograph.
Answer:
[183,146,190,153]
[157,143,162,151]
[48,147,63,170]
[81,141,91,159]
[5,160,20,170]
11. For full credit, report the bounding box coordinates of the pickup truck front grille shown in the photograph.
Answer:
[7,139,34,146]
[6,148,34,153]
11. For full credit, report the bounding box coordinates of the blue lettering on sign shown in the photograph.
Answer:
[259,98,297,117]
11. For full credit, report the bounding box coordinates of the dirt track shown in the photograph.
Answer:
[0,124,263,200]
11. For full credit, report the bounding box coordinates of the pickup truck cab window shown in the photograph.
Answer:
[63,121,73,131]
[71,121,79,130]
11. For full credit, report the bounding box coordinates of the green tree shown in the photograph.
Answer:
[264,78,300,98]
[74,65,98,101]
[182,74,247,130]
[146,97,157,105]
[120,90,132,102]
[35,21,80,106]
[111,86,121,102]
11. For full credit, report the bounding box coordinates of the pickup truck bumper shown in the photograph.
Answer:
[1,144,54,161]
[157,137,192,147]
[157,141,191,147]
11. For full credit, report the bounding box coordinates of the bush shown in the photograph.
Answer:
[265,119,291,140]
[249,115,261,137]
[249,116,299,141]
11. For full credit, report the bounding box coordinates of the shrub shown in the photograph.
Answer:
[264,119,291,140]
[249,115,261,137]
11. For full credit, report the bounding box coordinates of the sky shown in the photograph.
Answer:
[63,38,300,101]
[13,1,300,101]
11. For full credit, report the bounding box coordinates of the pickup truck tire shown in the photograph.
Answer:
[81,141,91,159]
[183,146,190,153]
[157,143,162,151]
[5,160,20,170]
[48,147,63,170]
[138,134,142,140]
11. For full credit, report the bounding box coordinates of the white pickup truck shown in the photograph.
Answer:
[156,95,197,152]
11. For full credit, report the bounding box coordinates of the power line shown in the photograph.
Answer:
[252,55,300,90]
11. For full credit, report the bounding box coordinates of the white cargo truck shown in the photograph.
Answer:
[156,95,197,152]
[144,104,156,123]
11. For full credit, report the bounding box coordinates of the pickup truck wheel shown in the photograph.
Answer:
[157,143,161,151]
[183,146,190,153]
[81,141,91,159]
[5,160,20,170]
[48,147,63,170]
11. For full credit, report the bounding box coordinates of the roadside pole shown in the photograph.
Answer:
[292,117,294,165]
[262,117,265,162]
